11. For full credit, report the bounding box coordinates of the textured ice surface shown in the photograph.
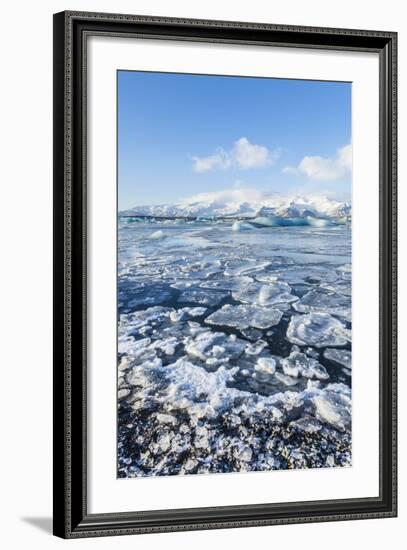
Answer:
[117,219,352,477]
[232,221,254,231]
[149,230,166,239]
[206,304,283,330]
[170,307,207,322]
[185,331,246,364]
[125,285,173,309]
[199,276,253,291]
[287,312,351,347]
[119,348,352,476]
[336,264,352,280]
[255,357,276,376]
[233,281,298,306]
[178,288,228,306]
[323,348,352,369]
[281,351,329,380]
[293,288,351,321]
[224,259,270,277]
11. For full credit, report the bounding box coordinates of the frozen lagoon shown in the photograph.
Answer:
[117,219,352,477]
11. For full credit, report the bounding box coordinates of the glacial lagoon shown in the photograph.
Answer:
[117,218,352,477]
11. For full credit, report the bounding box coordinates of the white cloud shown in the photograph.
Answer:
[192,148,231,172]
[192,137,280,172]
[283,144,352,181]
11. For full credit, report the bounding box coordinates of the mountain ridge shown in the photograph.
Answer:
[120,190,351,220]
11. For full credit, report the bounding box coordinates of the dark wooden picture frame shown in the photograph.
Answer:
[53,10,397,538]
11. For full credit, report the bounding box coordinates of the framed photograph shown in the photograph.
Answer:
[53,11,397,538]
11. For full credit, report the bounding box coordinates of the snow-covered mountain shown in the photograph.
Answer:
[120,189,351,220]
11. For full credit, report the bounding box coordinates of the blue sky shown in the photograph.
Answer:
[118,70,351,210]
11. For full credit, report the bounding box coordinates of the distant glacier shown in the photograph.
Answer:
[120,190,351,223]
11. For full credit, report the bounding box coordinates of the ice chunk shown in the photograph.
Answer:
[293,288,351,321]
[312,386,351,431]
[255,357,276,376]
[255,273,279,284]
[149,230,166,239]
[281,351,329,380]
[154,358,240,419]
[233,445,253,462]
[185,331,246,362]
[127,285,173,308]
[233,281,298,306]
[274,372,299,386]
[336,264,352,280]
[170,280,194,290]
[287,312,351,347]
[224,259,270,277]
[240,327,263,341]
[290,416,322,433]
[252,216,310,227]
[206,304,283,330]
[119,306,172,334]
[118,335,152,358]
[150,337,179,355]
[200,276,253,291]
[169,307,207,322]
[232,221,254,231]
[178,288,228,306]
[306,217,332,227]
[320,279,351,297]
[323,348,352,369]
[245,340,267,355]
[156,413,177,425]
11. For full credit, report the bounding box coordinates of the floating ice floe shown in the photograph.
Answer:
[245,340,267,355]
[149,230,166,239]
[254,357,276,376]
[126,285,173,308]
[169,307,207,323]
[240,327,263,341]
[224,259,271,277]
[281,350,329,380]
[323,348,352,369]
[199,276,253,291]
[336,264,352,280]
[232,221,254,231]
[120,306,172,333]
[206,303,283,330]
[320,279,351,297]
[293,288,351,321]
[178,288,228,307]
[184,330,246,364]
[232,281,298,306]
[287,312,351,347]
[274,372,299,386]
